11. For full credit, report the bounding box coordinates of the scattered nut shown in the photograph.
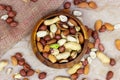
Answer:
[114,23,120,30]
[27,69,35,76]
[94,20,103,31]
[20,69,27,77]
[77,2,89,8]
[38,72,47,79]
[98,43,105,52]
[90,51,96,59]
[115,39,120,51]
[64,2,71,9]
[84,64,89,75]
[87,57,92,64]
[73,10,82,17]
[0,60,8,71]
[110,58,116,66]
[13,73,22,79]
[1,14,8,20]
[71,73,78,80]
[104,23,114,31]
[11,56,18,66]
[54,76,71,80]
[106,71,114,80]
[18,58,25,66]
[88,1,97,9]
[67,62,82,74]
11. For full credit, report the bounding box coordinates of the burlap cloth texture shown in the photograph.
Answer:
[0,0,64,57]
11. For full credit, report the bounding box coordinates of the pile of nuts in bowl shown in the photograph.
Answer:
[36,14,84,64]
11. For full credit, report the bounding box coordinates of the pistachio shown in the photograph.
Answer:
[50,44,60,49]
[48,54,57,63]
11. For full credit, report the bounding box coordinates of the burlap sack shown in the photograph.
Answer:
[0,0,64,57]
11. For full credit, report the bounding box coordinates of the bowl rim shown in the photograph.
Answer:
[31,11,89,69]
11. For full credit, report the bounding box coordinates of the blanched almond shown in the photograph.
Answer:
[115,39,120,51]
[88,1,97,9]
[77,2,89,8]
[11,56,18,66]
[104,23,114,31]
[94,20,103,31]
[37,42,43,52]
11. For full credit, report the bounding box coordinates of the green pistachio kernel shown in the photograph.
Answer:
[50,44,60,49]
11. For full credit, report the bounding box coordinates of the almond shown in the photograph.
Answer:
[94,20,103,31]
[37,42,43,52]
[88,1,97,9]
[68,19,78,26]
[104,23,114,31]
[11,56,18,66]
[84,64,89,75]
[87,42,94,49]
[47,39,57,44]
[77,2,89,8]
[63,30,70,36]
[48,54,57,63]
[78,33,84,44]
[56,29,61,35]
[43,45,50,52]
[115,39,120,51]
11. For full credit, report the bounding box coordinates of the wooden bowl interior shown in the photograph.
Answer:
[31,11,88,69]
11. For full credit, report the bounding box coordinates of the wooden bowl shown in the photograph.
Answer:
[31,11,89,69]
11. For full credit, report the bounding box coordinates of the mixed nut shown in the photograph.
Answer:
[36,14,85,64]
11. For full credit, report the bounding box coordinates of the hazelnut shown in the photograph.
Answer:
[27,69,35,76]
[38,72,47,79]
[8,11,16,17]
[6,17,13,23]
[69,28,76,35]
[55,34,61,40]
[110,58,116,66]
[5,5,12,11]
[15,52,23,60]
[44,35,51,41]
[20,69,27,77]
[106,71,114,80]
[0,4,6,10]
[64,2,71,9]
[39,25,47,31]
[23,63,31,71]
[18,58,25,66]
[58,46,65,53]
[9,21,18,27]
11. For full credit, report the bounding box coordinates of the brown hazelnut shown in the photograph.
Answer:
[58,46,65,53]
[9,21,18,27]
[77,68,84,74]
[39,25,47,31]
[6,17,13,23]
[106,71,114,80]
[71,73,78,80]
[40,39,46,46]
[38,72,47,79]
[18,58,25,66]
[44,35,51,41]
[69,28,76,35]
[64,2,71,9]
[15,52,23,60]
[110,58,116,66]
[5,5,12,11]
[20,69,27,77]
[27,69,35,76]
[8,11,16,17]
[23,63,31,71]
[0,4,6,10]
[55,34,61,40]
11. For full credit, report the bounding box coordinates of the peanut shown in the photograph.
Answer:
[77,2,89,8]
[104,23,114,31]
[88,1,97,9]
[48,54,57,63]
[96,51,110,64]
[11,56,18,66]
[67,62,82,74]
[37,42,43,52]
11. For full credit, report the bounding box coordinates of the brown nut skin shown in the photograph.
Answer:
[27,69,35,76]
[18,58,25,66]
[55,34,62,40]
[39,25,47,31]
[42,52,49,59]
[58,46,65,53]
[10,21,18,27]
[98,43,105,52]
[92,31,99,39]
[20,69,27,77]
[106,71,114,80]
[64,2,71,9]
[8,11,16,17]
[6,17,13,23]
[40,39,46,46]
[5,5,12,11]
[77,68,84,75]
[38,72,47,79]
[15,52,23,60]
[44,35,51,41]
[110,58,116,66]
[23,63,31,71]
[69,28,76,35]
[71,73,78,80]
[0,4,6,10]
[63,30,70,36]
[82,59,88,66]
[74,0,87,5]
[99,25,106,32]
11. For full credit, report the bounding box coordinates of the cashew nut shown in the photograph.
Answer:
[56,52,70,60]
[44,16,60,25]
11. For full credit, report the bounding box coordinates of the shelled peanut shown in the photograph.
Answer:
[36,14,85,64]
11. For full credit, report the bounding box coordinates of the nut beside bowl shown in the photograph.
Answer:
[31,11,88,69]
